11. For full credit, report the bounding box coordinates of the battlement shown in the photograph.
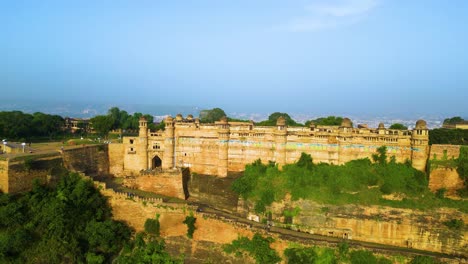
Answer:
[112,115,429,177]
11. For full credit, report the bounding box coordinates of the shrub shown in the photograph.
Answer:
[183,214,197,239]
[144,214,160,236]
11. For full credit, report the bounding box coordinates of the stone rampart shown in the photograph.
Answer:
[430,145,461,160]
[62,145,109,175]
[108,143,124,176]
[0,154,63,193]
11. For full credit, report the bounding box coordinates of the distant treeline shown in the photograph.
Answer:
[429,128,468,145]
[0,111,64,141]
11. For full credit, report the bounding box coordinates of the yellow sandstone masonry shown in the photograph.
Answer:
[110,116,430,176]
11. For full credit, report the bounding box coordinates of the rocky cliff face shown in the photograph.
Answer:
[243,199,467,256]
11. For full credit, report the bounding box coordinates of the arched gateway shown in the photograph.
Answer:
[151,155,162,169]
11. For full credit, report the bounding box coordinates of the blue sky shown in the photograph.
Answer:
[1,0,468,115]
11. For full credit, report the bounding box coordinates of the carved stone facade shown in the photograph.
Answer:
[112,116,430,177]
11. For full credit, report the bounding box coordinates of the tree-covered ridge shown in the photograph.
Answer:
[232,147,467,213]
[0,111,64,141]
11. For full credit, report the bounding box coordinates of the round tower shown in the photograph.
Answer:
[411,120,429,171]
[217,116,230,177]
[138,117,149,169]
[275,116,287,168]
[163,116,175,169]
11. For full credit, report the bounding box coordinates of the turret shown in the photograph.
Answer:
[139,116,148,138]
[217,116,230,177]
[275,116,287,167]
[411,120,429,171]
[163,116,175,169]
[340,117,352,133]
[138,116,149,169]
[377,122,385,135]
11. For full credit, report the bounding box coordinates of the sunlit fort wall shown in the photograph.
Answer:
[109,115,430,177]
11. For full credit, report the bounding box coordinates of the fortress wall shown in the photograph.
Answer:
[227,138,276,171]
[7,156,62,193]
[0,160,9,193]
[429,168,463,194]
[63,145,109,175]
[428,144,463,194]
[123,137,148,175]
[430,144,461,160]
[175,137,219,175]
[123,170,186,199]
[108,143,124,176]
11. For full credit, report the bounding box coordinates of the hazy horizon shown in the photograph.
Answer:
[2,1,468,115]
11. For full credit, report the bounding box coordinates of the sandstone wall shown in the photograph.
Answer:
[62,145,109,176]
[6,155,63,193]
[430,145,461,160]
[108,143,124,176]
[429,168,464,194]
[0,160,9,193]
[249,199,467,256]
[428,144,464,194]
[123,169,187,200]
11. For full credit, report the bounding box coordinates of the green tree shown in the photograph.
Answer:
[199,108,227,123]
[224,233,281,264]
[443,116,464,125]
[284,246,317,264]
[305,116,344,126]
[144,214,161,236]
[389,123,408,130]
[91,115,114,138]
[257,112,302,126]
[350,250,377,264]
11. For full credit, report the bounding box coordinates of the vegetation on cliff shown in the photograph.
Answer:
[0,173,130,263]
[232,147,467,213]
[223,233,281,264]
[0,172,181,263]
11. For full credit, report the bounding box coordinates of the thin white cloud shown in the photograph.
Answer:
[278,0,379,32]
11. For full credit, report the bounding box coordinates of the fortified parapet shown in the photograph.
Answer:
[216,116,230,177]
[274,116,287,167]
[163,116,175,169]
[411,120,429,171]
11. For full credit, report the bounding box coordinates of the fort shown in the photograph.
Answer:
[109,115,430,177]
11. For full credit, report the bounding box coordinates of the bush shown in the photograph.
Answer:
[443,219,464,230]
[350,250,377,264]
[224,233,281,264]
[144,214,160,236]
[410,255,438,264]
[284,246,317,264]
[183,214,197,239]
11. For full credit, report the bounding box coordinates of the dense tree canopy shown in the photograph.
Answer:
[443,116,465,125]
[0,173,131,263]
[199,108,227,123]
[429,128,468,145]
[305,116,344,126]
[0,111,65,141]
[256,112,302,127]
[389,123,408,130]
